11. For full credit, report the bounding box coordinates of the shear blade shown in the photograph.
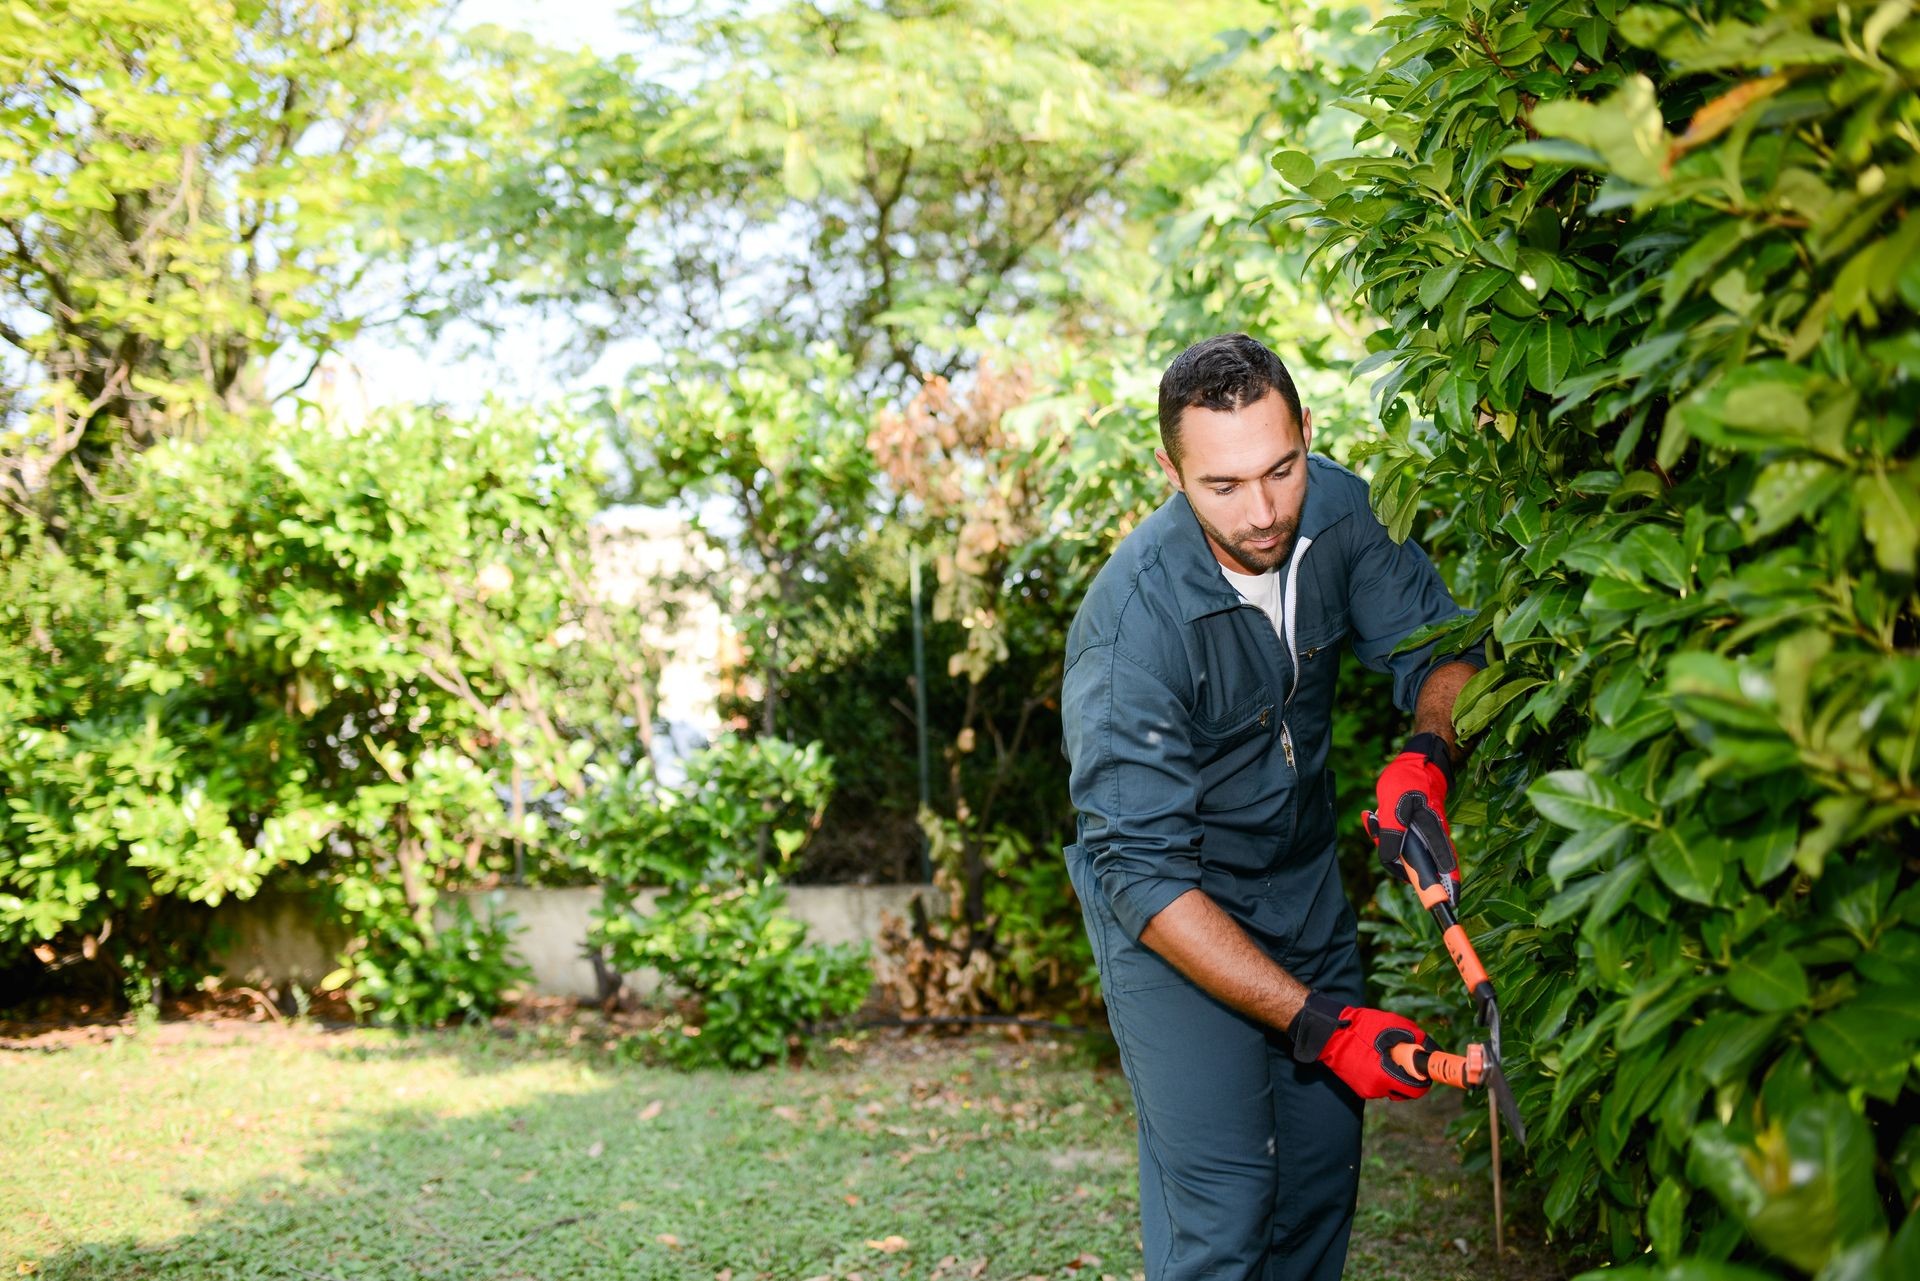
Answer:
[1486,1061,1529,1150]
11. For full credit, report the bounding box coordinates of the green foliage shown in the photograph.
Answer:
[416,0,1272,396]
[0,402,647,996]
[1267,0,1919,1267]
[974,822,1099,1015]
[612,876,873,1069]
[323,891,531,1028]
[601,346,878,737]
[588,736,872,1068]
[0,0,447,525]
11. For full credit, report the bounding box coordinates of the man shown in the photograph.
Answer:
[1061,333,1483,1281]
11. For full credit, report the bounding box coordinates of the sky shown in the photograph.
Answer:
[326,0,653,414]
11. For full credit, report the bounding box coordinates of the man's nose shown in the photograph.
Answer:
[1248,482,1276,529]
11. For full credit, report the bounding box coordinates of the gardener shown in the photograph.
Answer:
[1061,333,1484,1281]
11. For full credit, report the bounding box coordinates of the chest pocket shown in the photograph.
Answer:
[1293,610,1348,685]
[1192,690,1275,813]
[1284,611,1348,771]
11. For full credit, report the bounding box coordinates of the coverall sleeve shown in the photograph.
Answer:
[1061,640,1204,942]
[1344,509,1487,714]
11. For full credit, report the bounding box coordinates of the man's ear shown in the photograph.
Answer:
[1154,448,1183,491]
[1301,407,1314,455]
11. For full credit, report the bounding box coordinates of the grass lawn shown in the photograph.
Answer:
[2,1014,1567,1280]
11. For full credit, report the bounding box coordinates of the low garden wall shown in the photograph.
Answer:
[210,884,931,999]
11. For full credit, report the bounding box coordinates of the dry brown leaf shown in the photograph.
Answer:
[1668,75,1789,169]
[844,1193,860,1206]
[638,1099,665,1122]
[715,1270,733,1281]
[656,1233,682,1248]
[586,1140,604,1159]
[865,1234,909,1253]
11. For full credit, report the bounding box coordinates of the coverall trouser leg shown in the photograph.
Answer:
[1074,861,1366,1281]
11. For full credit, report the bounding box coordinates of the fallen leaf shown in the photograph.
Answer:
[844,1193,860,1206]
[657,1233,682,1248]
[772,1105,803,1123]
[967,1259,988,1278]
[586,1141,605,1159]
[639,1100,665,1122]
[1066,1253,1103,1271]
[715,1271,733,1281]
[865,1235,909,1253]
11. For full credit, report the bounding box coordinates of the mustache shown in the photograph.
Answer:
[1237,518,1297,543]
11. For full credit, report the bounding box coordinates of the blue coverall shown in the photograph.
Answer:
[1061,454,1482,1281]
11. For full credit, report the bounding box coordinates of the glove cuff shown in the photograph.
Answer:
[1289,990,1347,1063]
[1401,731,1456,792]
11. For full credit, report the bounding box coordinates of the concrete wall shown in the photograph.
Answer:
[211,883,932,999]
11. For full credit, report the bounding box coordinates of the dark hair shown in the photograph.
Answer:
[1157,333,1303,467]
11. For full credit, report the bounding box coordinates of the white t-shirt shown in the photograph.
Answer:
[1220,563,1283,642]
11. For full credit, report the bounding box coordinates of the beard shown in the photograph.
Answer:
[1192,505,1302,575]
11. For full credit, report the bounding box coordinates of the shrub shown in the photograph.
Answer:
[1268,0,1918,1269]
[584,736,873,1067]
[609,875,872,1069]
[0,403,636,1004]
[323,891,531,1028]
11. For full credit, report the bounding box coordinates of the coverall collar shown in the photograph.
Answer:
[1164,458,1352,624]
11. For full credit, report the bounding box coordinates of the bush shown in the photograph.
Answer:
[0,402,639,1005]
[323,891,531,1028]
[584,735,874,1067]
[1270,0,1918,1270]
[610,875,872,1069]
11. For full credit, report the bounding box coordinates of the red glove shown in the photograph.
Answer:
[1370,733,1459,905]
[1289,991,1431,1101]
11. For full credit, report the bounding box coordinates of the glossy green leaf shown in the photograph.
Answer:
[1648,823,1726,905]
[1530,769,1658,830]
[1527,318,1575,393]
[1726,947,1808,1012]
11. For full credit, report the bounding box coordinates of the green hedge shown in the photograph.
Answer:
[1,405,621,1014]
[1267,0,1918,1270]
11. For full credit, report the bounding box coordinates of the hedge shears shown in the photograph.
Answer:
[1366,792,1529,1250]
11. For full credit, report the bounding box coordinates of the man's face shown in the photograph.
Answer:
[1156,390,1313,575]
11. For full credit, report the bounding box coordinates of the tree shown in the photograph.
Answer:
[403,0,1274,399]
[0,0,449,529]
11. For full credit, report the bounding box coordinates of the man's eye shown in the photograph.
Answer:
[1212,486,1235,496]
[1270,469,1293,480]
